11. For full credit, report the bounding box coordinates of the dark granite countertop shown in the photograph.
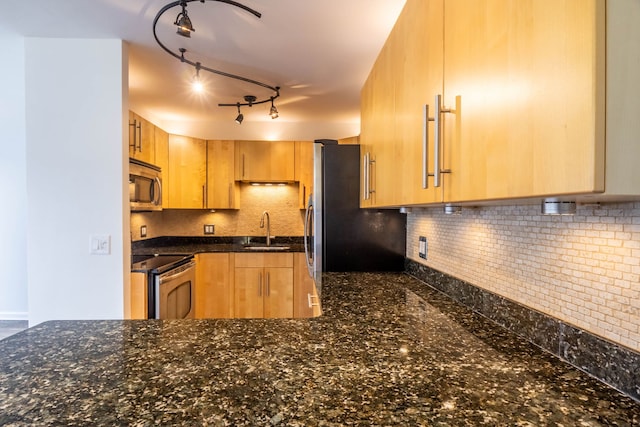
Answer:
[132,236,305,257]
[1,272,639,425]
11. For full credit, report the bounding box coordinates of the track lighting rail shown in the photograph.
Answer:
[152,0,281,116]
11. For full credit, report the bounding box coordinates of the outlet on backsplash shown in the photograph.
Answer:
[140,225,147,238]
[204,224,215,235]
[419,236,427,259]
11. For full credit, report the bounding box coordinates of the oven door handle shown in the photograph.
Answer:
[158,261,196,283]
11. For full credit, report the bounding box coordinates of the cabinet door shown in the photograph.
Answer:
[234,253,293,318]
[293,253,320,318]
[125,272,148,320]
[295,141,314,209]
[236,140,295,182]
[207,140,239,209]
[443,0,604,202]
[195,253,232,318]
[264,267,294,318]
[167,135,206,208]
[129,112,155,164]
[395,0,444,205]
[154,126,169,208]
[360,40,395,207]
[270,141,296,181]
[234,267,264,318]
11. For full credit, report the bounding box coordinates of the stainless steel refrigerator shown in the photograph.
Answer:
[304,140,406,287]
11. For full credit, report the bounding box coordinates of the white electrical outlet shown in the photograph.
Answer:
[419,236,427,259]
[90,234,111,255]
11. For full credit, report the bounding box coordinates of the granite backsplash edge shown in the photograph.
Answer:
[405,259,640,402]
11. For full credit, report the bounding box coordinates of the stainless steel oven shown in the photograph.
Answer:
[154,259,196,319]
[132,254,196,319]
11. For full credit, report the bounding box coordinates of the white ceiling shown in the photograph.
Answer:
[0,0,406,141]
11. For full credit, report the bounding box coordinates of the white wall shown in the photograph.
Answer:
[25,38,129,325]
[0,32,28,320]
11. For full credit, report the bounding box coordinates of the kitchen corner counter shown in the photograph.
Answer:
[1,273,639,425]
[131,236,305,257]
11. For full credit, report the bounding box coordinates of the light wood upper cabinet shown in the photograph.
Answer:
[361,0,443,207]
[195,253,233,318]
[167,134,206,209]
[443,0,605,202]
[128,111,155,164]
[154,126,169,208]
[295,141,314,209]
[394,0,444,206]
[235,140,295,182]
[360,37,396,207]
[207,140,239,209]
[233,252,294,318]
[362,0,639,206]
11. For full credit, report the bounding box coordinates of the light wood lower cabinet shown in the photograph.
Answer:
[125,272,148,320]
[293,253,321,318]
[194,252,319,319]
[195,253,233,318]
[234,252,294,318]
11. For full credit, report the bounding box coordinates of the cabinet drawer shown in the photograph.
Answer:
[234,252,293,268]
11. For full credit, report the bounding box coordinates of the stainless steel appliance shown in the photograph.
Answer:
[132,255,195,319]
[129,158,162,211]
[304,140,406,286]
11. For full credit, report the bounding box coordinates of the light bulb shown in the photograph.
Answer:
[192,78,203,93]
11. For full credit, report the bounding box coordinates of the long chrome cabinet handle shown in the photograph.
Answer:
[363,152,375,200]
[266,272,270,296]
[434,94,452,188]
[258,272,263,297]
[128,120,139,153]
[423,104,435,189]
[363,152,370,200]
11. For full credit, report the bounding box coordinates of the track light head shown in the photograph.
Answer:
[175,2,195,37]
[270,98,279,119]
[192,63,203,92]
[235,104,243,124]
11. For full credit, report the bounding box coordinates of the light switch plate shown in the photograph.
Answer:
[419,236,427,259]
[204,224,215,235]
[90,234,111,255]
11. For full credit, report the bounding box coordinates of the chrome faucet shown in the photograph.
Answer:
[260,210,271,246]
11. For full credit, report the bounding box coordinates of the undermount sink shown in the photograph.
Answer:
[243,245,290,251]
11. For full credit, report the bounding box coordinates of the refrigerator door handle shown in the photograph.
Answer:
[303,194,314,278]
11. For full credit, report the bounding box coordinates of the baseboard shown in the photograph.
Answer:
[405,258,640,402]
[0,311,29,321]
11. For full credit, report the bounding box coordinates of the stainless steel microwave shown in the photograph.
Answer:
[129,158,162,211]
